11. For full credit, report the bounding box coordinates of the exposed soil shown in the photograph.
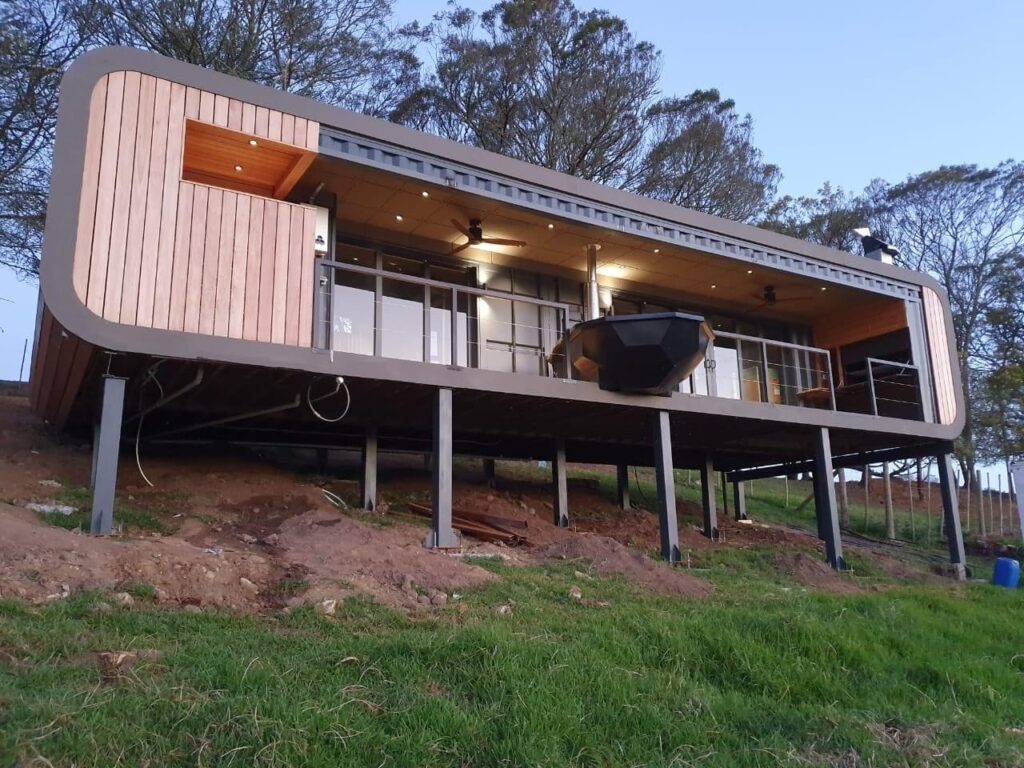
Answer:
[0,393,941,612]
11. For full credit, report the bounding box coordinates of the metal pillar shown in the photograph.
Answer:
[483,458,496,487]
[90,422,100,490]
[700,454,719,540]
[90,376,126,535]
[425,388,459,548]
[616,464,630,510]
[937,453,967,581]
[361,427,378,511]
[733,481,748,521]
[553,439,569,527]
[720,472,730,517]
[812,427,845,570]
[653,412,680,561]
[585,244,601,321]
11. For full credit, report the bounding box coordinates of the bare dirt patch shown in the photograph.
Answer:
[773,552,863,594]
[541,535,713,598]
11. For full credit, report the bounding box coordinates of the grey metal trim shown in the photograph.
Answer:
[37,47,966,447]
[937,453,967,580]
[733,481,748,521]
[426,387,459,548]
[904,300,935,423]
[553,438,569,527]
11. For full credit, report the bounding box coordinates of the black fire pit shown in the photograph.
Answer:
[550,312,711,395]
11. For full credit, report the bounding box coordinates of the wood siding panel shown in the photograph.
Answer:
[242,196,265,341]
[136,77,170,327]
[156,83,188,330]
[923,287,957,426]
[119,72,156,326]
[214,190,237,337]
[73,70,318,351]
[73,76,108,303]
[86,72,125,315]
[198,187,223,335]
[228,194,251,338]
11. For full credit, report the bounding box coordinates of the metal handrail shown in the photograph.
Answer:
[863,357,920,417]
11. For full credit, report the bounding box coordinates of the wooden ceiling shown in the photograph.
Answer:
[182,120,314,199]
[293,156,901,324]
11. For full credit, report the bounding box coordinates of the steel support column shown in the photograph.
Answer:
[361,426,378,511]
[553,439,569,527]
[812,427,845,570]
[937,453,967,581]
[483,458,496,487]
[653,412,680,561]
[733,481,748,521]
[425,388,459,549]
[90,376,126,535]
[616,464,630,510]
[700,454,719,540]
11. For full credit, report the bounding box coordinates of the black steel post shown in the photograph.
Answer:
[812,427,845,570]
[553,439,569,527]
[361,426,378,511]
[700,454,719,540]
[616,464,630,510]
[425,388,459,548]
[937,453,967,581]
[653,412,680,561]
[733,481,748,521]
[90,376,126,535]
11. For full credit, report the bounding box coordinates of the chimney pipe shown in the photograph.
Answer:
[586,244,601,321]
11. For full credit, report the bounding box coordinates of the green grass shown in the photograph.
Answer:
[2,560,1024,767]
[36,487,184,535]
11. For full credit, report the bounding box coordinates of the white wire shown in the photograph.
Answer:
[306,377,351,423]
[134,360,165,488]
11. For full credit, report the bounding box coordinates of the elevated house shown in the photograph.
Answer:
[31,48,968,576]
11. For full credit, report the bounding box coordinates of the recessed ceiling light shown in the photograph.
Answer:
[353,257,359,262]
[234,164,243,172]
[395,215,404,222]
[421,191,429,198]
[248,139,258,147]
[820,286,828,291]
[547,223,555,230]
[711,284,717,289]
[653,248,660,254]
[746,269,753,275]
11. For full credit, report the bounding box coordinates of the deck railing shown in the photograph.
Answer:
[317,258,923,419]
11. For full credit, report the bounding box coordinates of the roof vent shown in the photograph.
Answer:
[853,227,899,264]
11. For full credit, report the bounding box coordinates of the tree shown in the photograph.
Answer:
[423,0,660,187]
[84,0,426,119]
[0,0,94,277]
[761,182,875,251]
[634,89,779,222]
[874,163,1024,480]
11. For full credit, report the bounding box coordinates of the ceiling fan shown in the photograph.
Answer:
[450,218,527,255]
[749,284,815,311]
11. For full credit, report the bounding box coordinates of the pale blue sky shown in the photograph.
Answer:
[1,0,1021,379]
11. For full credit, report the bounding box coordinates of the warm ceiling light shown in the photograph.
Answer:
[395,215,404,222]
[234,164,243,172]
[653,248,660,254]
[421,191,429,198]
[547,223,555,230]
[711,284,717,289]
[820,286,828,291]
[746,269,753,274]
[248,139,258,147]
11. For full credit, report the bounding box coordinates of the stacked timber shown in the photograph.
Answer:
[405,503,530,545]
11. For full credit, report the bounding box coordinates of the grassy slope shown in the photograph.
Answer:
[3,558,1024,767]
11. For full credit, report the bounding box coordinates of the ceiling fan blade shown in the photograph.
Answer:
[450,219,471,237]
[482,237,527,247]
[450,241,472,255]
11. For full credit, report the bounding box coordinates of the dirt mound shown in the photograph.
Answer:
[540,535,712,598]
[773,552,863,594]
[276,509,498,610]
[0,503,277,610]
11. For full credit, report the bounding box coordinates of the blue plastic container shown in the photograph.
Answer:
[992,558,1021,589]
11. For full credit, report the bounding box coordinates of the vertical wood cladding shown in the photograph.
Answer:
[72,72,318,347]
[922,287,958,426]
